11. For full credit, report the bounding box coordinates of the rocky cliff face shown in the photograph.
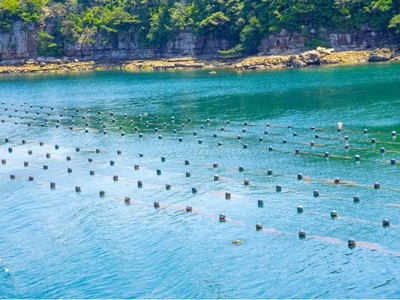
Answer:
[257,29,398,55]
[0,22,37,64]
[0,23,398,64]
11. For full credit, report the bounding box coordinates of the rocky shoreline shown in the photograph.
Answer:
[0,48,399,75]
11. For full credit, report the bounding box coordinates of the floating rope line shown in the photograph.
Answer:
[2,139,400,195]
[2,171,400,255]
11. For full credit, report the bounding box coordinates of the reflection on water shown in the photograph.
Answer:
[0,64,400,298]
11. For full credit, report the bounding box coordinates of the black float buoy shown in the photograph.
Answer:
[382,219,390,227]
[363,129,368,134]
[10,174,15,180]
[43,165,48,170]
[137,181,143,188]
[282,139,287,144]
[184,160,190,166]
[90,170,95,176]
[324,152,329,158]
[117,150,121,155]
[213,163,218,168]
[295,149,300,154]
[268,146,273,151]
[243,144,248,149]
[50,182,56,189]
[297,173,303,180]
[66,156,71,161]
[255,224,263,231]
[110,160,115,166]
[75,186,81,193]
[67,168,72,173]
[55,145,59,150]
[214,175,219,181]
[298,230,306,239]
[371,138,376,144]
[165,184,171,190]
[374,182,381,189]
[297,205,304,214]
[24,161,29,167]
[380,147,385,154]
[88,158,93,163]
[353,196,360,203]
[161,156,166,162]
[156,169,161,175]
[113,175,119,181]
[46,153,51,159]
[391,131,397,137]
[390,159,396,165]
[125,197,131,204]
[330,211,338,219]
[186,206,192,213]
[243,179,250,186]
[1,159,6,165]
[191,187,197,194]
[134,165,139,170]
[198,140,202,144]
[348,238,356,249]
[225,192,231,200]
[239,166,244,172]
[354,155,360,162]
[99,190,105,197]
[186,171,191,178]
[313,190,319,197]
[267,169,273,175]
[258,200,264,208]
[219,214,226,222]
[334,177,340,184]
[310,141,315,146]
[8,147,12,153]
[276,185,282,192]
[28,176,34,181]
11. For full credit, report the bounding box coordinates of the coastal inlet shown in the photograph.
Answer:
[0,64,400,298]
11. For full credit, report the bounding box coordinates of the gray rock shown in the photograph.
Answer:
[368,48,393,62]
[300,50,321,65]
[292,59,307,68]
[368,54,391,62]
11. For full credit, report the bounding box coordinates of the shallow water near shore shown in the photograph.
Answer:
[0,64,400,298]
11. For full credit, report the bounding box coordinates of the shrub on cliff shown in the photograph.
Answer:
[36,30,64,56]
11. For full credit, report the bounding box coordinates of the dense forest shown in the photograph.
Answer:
[0,0,400,57]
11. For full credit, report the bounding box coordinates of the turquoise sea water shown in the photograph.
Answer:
[0,64,400,298]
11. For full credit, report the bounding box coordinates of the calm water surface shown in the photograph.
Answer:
[0,64,400,298]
